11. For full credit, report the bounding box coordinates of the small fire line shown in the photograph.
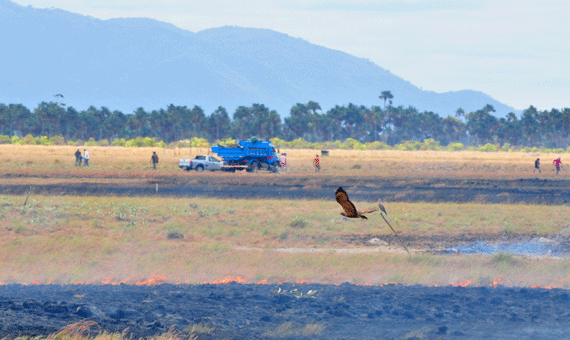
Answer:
[0,274,568,289]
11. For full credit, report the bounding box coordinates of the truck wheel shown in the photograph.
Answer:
[196,166,204,172]
[272,161,280,173]
[185,166,191,171]
[251,162,259,173]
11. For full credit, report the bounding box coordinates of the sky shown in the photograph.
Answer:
[11,0,570,111]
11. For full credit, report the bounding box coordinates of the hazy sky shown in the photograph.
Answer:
[11,0,570,111]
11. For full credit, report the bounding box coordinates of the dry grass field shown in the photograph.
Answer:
[1,144,569,289]
[0,144,568,180]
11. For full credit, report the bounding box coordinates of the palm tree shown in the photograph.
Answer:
[379,91,394,109]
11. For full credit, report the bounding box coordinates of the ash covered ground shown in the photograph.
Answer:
[2,176,570,205]
[1,283,570,340]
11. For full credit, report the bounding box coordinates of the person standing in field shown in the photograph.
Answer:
[83,149,89,167]
[151,151,159,170]
[280,153,287,171]
[74,149,82,166]
[313,154,321,172]
[534,158,541,173]
[553,157,562,175]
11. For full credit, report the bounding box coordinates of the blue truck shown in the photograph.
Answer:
[210,139,281,173]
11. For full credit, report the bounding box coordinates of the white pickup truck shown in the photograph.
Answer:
[179,155,223,172]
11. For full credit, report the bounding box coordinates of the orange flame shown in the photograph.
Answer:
[531,284,555,289]
[295,279,313,284]
[7,275,569,289]
[135,274,168,285]
[118,277,131,285]
[490,278,509,287]
[451,280,472,287]
[203,275,247,284]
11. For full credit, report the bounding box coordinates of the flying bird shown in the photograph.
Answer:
[53,94,64,98]
[335,187,376,219]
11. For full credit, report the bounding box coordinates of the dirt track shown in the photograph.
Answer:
[1,283,570,340]
[1,174,570,204]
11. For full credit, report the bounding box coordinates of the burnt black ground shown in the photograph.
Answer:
[1,283,569,340]
[1,177,570,204]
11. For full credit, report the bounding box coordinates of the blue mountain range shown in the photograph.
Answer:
[0,0,515,117]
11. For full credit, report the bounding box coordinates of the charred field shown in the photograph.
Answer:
[1,146,570,339]
[2,282,570,340]
[2,173,570,205]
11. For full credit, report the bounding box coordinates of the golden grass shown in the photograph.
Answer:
[0,144,567,180]
[1,195,569,288]
[46,321,197,340]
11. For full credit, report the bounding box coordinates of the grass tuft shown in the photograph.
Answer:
[289,216,307,228]
[490,252,516,264]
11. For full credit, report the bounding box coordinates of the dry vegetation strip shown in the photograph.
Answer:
[1,195,569,288]
[0,144,568,181]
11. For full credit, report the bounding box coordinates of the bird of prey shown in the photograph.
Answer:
[53,94,64,98]
[378,199,387,215]
[335,187,376,219]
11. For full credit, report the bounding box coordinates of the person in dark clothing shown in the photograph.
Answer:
[74,149,81,166]
[534,158,541,173]
[151,151,159,170]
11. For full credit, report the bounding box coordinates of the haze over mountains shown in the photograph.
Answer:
[0,0,515,117]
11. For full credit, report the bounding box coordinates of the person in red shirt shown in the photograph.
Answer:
[280,153,287,171]
[313,155,321,172]
[553,157,562,175]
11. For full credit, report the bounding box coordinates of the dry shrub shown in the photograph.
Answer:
[264,322,325,337]
[186,323,214,334]
[51,321,101,339]
[289,216,307,228]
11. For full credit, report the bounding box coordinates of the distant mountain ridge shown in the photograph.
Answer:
[0,0,515,117]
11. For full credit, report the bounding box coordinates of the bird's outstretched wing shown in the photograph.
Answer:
[335,187,360,218]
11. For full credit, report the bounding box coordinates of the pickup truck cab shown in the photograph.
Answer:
[179,155,223,172]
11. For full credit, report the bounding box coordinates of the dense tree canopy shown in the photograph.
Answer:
[0,100,569,148]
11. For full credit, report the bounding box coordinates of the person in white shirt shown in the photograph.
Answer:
[84,149,90,167]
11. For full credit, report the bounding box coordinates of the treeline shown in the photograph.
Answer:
[1,101,569,148]
[5,135,570,155]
